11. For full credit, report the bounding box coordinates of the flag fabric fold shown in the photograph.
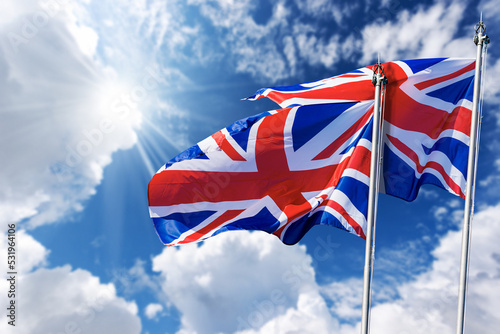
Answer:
[148,57,475,246]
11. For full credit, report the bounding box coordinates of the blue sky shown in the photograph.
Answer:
[1,0,500,333]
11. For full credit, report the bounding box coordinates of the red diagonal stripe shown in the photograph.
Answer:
[178,209,244,244]
[387,135,464,198]
[414,62,475,90]
[326,200,366,239]
[334,146,371,181]
[313,107,373,160]
[212,131,246,161]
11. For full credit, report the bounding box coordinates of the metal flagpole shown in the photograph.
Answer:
[360,56,387,334]
[456,16,489,334]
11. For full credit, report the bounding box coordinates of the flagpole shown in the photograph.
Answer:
[456,16,489,334]
[360,57,386,334]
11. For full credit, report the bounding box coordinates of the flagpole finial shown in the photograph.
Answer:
[372,54,387,86]
[474,15,490,45]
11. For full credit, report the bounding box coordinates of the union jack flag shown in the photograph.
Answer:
[148,58,475,246]
[247,58,475,200]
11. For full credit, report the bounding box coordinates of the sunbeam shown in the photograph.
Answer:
[135,139,156,177]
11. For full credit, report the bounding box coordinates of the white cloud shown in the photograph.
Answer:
[111,259,162,297]
[186,0,292,82]
[483,56,500,106]
[0,229,47,276]
[294,0,331,13]
[183,0,351,81]
[282,35,297,76]
[321,278,364,322]
[145,303,164,319]
[0,231,142,334]
[236,290,340,334]
[0,0,38,28]
[125,0,200,58]
[375,240,432,282]
[12,266,142,334]
[294,26,339,68]
[293,0,359,27]
[429,202,463,230]
[417,187,440,200]
[358,1,472,64]
[0,4,151,330]
[432,206,448,222]
[480,0,500,21]
[0,1,160,229]
[152,230,322,334]
[151,201,500,334]
[66,18,99,57]
[17,230,49,272]
[173,0,498,83]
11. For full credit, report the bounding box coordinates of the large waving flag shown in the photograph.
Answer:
[148,58,475,246]
[248,58,475,201]
[149,102,374,246]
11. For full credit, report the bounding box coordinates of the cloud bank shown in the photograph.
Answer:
[0,1,148,229]
[0,230,142,333]
[149,203,500,334]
